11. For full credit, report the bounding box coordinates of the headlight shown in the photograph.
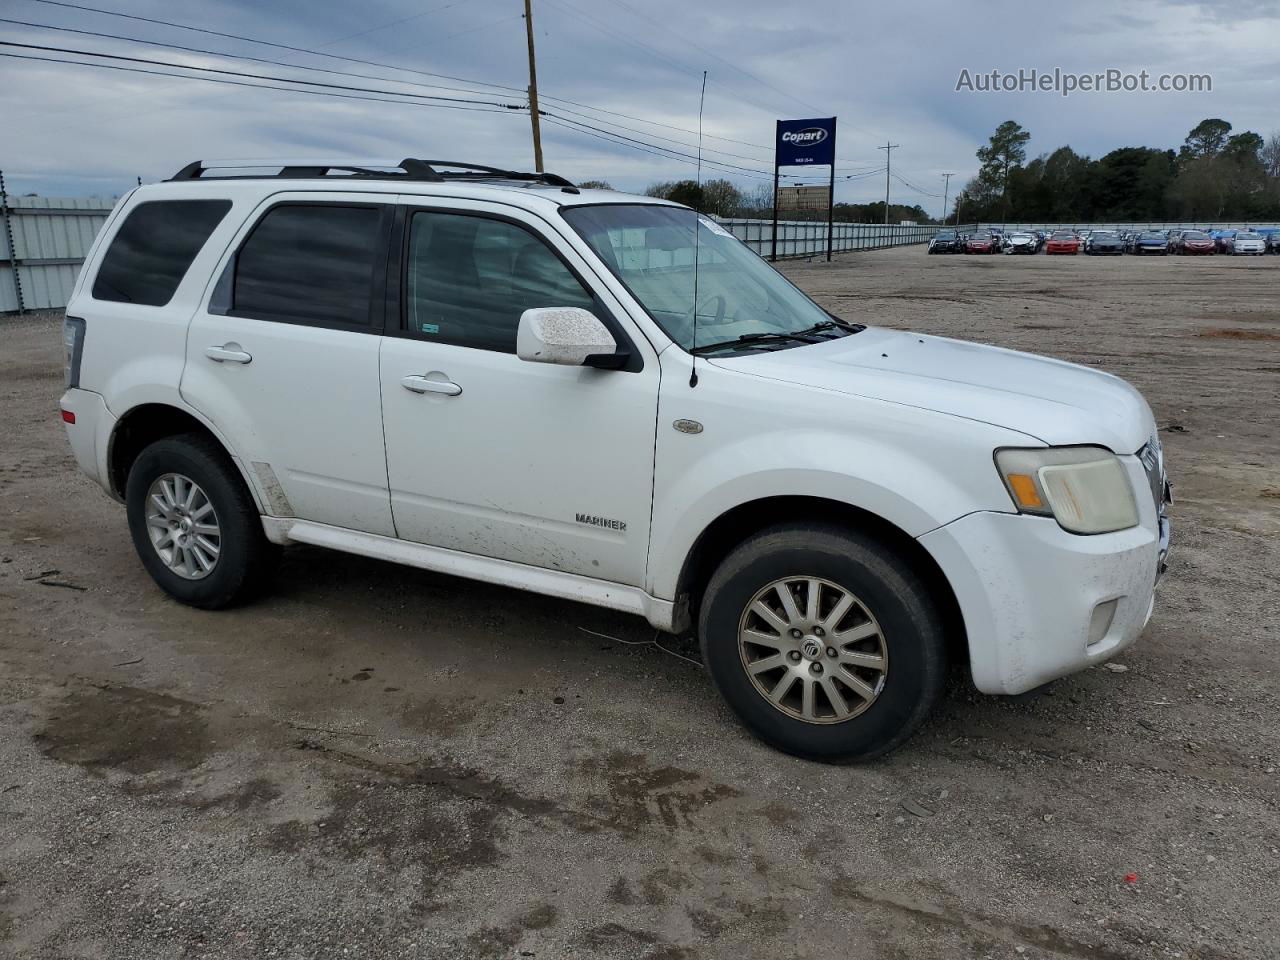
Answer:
[995,446,1139,534]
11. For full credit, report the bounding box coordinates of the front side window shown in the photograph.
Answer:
[405,212,596,353]
[561,204,841,353]
[232,204,381,327]
[93,199,231,306]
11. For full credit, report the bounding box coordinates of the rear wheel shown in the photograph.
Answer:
[125,434,279,609]
[699,524,947,761]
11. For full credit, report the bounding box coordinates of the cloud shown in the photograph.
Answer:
[1,0,1276,204]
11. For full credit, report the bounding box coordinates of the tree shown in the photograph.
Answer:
[975,121,1031,223]
[576,180,613,190]
[1181,119,1232,159]
[1262,132,1280,179]
[699,179,742,217]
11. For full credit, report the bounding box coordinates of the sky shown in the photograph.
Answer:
[1,0,1278,210]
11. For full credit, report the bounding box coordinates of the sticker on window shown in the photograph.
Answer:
[421,322,440,334]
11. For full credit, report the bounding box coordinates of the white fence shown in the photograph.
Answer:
[0,182,117,313]
[719,218,953,259]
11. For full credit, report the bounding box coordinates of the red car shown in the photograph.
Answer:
[1045,231,1080,255]
[964,231,997,254]
[1178,230,1215,255]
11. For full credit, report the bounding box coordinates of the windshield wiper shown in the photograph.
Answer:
[689,331,825,355]
[808,316,866,335]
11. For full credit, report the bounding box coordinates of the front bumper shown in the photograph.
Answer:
[919,455,1168,695]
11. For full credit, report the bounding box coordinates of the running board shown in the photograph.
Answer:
[261,518,677,631]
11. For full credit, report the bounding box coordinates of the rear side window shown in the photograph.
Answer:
[231,204,382,327]
[92,199,231,306]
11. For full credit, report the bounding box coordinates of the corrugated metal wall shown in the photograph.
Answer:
[719,218,951,258]
[0,186,118,313]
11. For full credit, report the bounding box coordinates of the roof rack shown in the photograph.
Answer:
[168,158,576,189]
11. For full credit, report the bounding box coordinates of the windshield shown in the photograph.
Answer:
[935,230,956,239]
[1237,232,1261,239]
[1184,231,1208,239]
[1140,233,1164,241]
[1093,231,1118,239]
[1051,232,1074,239]
[561,204,850,353]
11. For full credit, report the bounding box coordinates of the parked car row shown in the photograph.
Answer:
[929,226,1280,256]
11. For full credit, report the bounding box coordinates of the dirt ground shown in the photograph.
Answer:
[1,247,1277,960]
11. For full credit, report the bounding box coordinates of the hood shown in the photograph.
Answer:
[712,328,1154,453]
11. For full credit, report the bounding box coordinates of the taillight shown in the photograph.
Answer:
[63,316,85,389]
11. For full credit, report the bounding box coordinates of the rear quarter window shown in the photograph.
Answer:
[92,199,232,306]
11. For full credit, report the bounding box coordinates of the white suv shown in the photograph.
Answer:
[60,159,1171,760]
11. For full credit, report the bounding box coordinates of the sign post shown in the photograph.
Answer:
[772,117,837,262]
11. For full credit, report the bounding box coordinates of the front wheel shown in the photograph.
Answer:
[125,434,279,609]
[699,524,947,761]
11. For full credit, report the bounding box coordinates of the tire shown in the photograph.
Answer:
[698,524,947,762]
[125,433,279,609]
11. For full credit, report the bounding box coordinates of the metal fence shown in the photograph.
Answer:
[0,186,954,315]
[719,218,950,259]
[0,176,117,313]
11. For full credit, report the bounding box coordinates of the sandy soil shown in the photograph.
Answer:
[1,247,1277,959]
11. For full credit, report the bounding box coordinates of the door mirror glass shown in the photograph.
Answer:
[517,307,617,366]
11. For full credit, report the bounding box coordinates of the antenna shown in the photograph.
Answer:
[689,69,708,389]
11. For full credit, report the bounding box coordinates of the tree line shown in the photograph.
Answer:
[578,178,931,223]
[955,119,1280,223]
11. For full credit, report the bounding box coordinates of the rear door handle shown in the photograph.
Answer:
[205,343,253,364]
[401,375,461,397]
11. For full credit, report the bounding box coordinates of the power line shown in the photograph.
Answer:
[0,40,518,108]
[0,17,524,102]
[10,4,877,167]
[21,0,532,96]
[0,51,520,115]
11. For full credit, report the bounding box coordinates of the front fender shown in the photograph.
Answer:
[646,422,1018,600]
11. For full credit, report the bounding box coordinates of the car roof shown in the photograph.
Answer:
[130,161,682,216]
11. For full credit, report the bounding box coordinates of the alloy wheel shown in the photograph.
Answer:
[144,473,221,580]
[737,576,888,724]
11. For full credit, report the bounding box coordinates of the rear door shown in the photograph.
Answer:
[181,193,397,535]
[378,199,660,586]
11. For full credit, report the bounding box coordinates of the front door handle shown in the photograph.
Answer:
[401,374,462,397]
[205,343,253,364]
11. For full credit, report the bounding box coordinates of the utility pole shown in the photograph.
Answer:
[878,142,899,225]
[523,0,544,173]
[940,173,954,225]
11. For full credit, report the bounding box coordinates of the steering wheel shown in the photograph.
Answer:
[697,294,728,325]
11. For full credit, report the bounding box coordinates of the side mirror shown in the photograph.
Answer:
[517,307,621,368]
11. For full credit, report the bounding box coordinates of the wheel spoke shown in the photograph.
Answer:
[773,582,802,625]
[747,653,787,675]
[750,601,790,635]
[801,678,816,719]
[191,543,215,572]
[160,478,178,510]
[820,677,851,718]
[822,592,854,630]
[146,515,170,530]
[838,667,879,701]
[834,620,879,643]
[838,649,886,670]
[193,522,220,538]
[194,535,220,557]
[149,494,170,518]
[769,672,796,703]
[192,500,216,521]
[804,579,821,622]
[184,482,199,511]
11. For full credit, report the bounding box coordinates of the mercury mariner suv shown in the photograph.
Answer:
[60,159,1172,760]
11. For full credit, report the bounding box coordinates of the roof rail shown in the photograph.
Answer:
[168,158,575,188]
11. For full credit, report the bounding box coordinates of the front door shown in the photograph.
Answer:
[379,202,659,586]
[182,196,396,536]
